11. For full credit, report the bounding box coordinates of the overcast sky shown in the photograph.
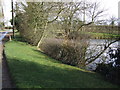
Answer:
[2,0,120,26]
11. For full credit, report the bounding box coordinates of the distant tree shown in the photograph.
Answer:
[108,16,118,26]
[85,2,105,23]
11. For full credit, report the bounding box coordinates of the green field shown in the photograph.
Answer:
[88,32,120,39]
[80,31,120,39]
[4,38,120,88]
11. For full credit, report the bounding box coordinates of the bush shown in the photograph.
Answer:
[40,38,88,67]
[40,38,62,58]
[68,31,91,40]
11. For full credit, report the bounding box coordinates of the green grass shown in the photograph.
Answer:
[5,39,119,88]
[80,31,120,39]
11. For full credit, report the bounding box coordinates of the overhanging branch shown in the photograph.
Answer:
[85,39,120,65]
[77,22,93,31]
[48,8,64,23]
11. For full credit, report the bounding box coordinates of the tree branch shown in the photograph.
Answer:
[85,39,120,65]
[47,8,64,23]
[77,22,93,31]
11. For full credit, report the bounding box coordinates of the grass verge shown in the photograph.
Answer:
[5,38,119,88]
[81,31,120,39]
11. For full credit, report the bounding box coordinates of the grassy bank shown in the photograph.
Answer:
[88,32,120,39]
[81,31,120,39]
[5,39,119,88]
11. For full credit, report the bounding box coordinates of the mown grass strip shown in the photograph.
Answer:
[81,31,120,39]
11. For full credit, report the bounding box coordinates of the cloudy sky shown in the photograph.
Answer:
[2,0,120,26]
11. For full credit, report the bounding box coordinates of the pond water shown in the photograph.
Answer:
[86,39,120,70]
[0,31,8,43]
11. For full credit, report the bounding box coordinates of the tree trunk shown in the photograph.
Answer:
[37,22,48,48]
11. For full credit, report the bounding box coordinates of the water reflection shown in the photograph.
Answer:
[0,32,8,41]
[86,39,120,70]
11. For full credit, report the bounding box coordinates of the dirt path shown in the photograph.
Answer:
[1,43,15,88]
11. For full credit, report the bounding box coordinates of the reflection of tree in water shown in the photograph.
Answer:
[86,40,120,70]
[108,47,120,67]
[95,47,120,85]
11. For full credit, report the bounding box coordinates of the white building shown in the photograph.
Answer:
[0,0,4,29]
[0,0,4,22]
[118,1,120,26]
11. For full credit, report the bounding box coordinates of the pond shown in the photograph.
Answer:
[86,39,120,70]
[0,31,8,42]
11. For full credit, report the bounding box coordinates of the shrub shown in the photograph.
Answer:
[68,31,91,40]
[40,38,62,59]
[40,38,88,67]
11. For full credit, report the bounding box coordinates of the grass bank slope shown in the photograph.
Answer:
[5,40,119,88]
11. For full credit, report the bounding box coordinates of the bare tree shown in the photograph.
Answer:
[14,1,120,68]
[85,2,106,23]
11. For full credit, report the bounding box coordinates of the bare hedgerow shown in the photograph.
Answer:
[40,38,89,67]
